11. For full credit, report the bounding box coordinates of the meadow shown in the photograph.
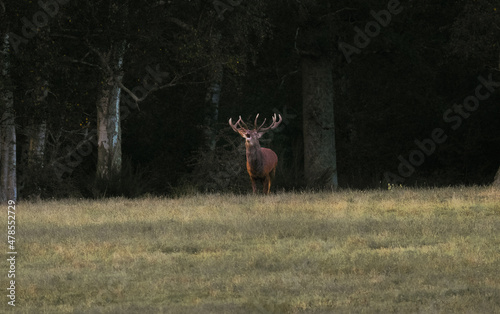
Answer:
[4,186,500,313]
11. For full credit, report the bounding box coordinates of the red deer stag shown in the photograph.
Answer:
[229,113,282,194]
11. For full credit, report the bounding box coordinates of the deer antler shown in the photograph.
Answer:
[254,114,267,130]
[257,114,282,133]
[229,116,247,133]
[230,113,282,133]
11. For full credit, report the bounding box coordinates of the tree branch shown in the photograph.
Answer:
[86,42,113,76]
[115,74,179,106]
[69,58,101,68]
[165,17,193,31]
[67,51,102,68]
[87,40,209,110]
[319,7,357,21]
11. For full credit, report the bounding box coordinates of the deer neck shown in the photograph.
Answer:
[245,141,263,174]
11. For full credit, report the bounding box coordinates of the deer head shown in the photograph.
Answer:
[229,114,282,194]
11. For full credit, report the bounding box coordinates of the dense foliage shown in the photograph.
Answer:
[1,0,499,198]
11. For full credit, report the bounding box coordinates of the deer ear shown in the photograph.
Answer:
[256,132,264,138]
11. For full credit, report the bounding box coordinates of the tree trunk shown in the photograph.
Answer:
[27,79,49,168]
[96,42,125,182]
[301,56,338,189]
[493,168,500,187]
[27,121,47,167]
[204,63,223,151]
[0,33,17,202]
[203,32,223,151]
[494,51,500,187]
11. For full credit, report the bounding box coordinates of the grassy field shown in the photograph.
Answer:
[4,186,500,313]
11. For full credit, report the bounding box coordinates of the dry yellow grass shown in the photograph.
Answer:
[3,186,500,313]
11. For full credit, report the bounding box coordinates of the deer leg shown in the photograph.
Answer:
[265,168,276,194]
[250,177,257,194]
[263,175,271,194]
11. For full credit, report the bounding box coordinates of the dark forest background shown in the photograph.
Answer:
[0,0,499,200]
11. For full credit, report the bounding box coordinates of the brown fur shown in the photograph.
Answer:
[246,147,278,194]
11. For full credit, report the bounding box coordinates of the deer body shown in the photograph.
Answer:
[246,143,277,194]
[229,114,282,194]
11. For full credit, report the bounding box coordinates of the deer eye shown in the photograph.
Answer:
[246,134,251,138]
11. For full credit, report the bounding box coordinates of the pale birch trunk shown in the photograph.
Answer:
[0,33,17,202]
[302,56,338,189]
[96,41,125,181]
